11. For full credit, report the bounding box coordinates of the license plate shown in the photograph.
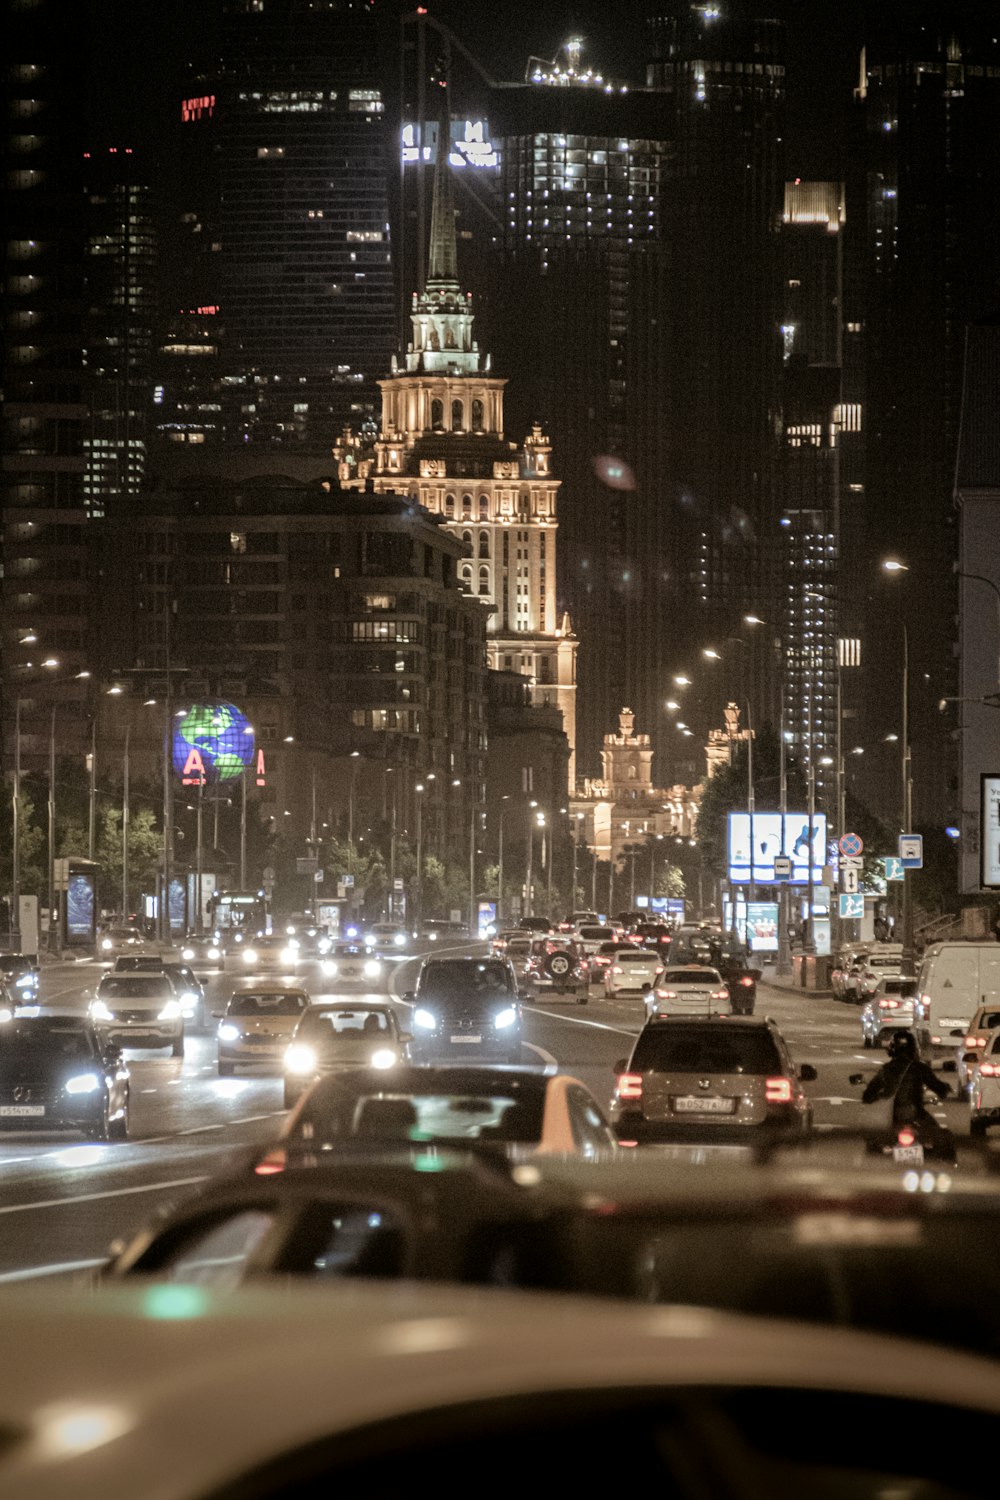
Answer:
[939,1019,965,1029]
[673,1095,735,1115]
[892,1143,924,1164]
[450,1034,481,1044]
[0,1105,45,1117]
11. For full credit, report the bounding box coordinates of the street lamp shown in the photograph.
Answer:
[497,794,511,921]
[526,800,538,915]
[882,558,914,964]
[414,781,425,928]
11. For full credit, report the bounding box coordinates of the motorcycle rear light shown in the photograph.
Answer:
[765,1077,793,1104]
[618,1072,643,1101]
[980,1063,1000,1078]
[739,977,754,987]
[897,1128,916,1147]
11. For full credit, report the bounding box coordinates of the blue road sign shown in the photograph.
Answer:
[899,834,923,869]
[839,892,864,920]
[882,856,904,882]
[839,832,864,858]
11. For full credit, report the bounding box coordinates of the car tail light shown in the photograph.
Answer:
[711,989,729,1002]
[765,1077,793,1104]
[980,1062,1000,1078]
[965,1035,987,1048]
[656,989,677,1000]
[739,976,754,987]
[611,965,623,974]
[920,995,931,1014]
[617,1072,643,1101]
[878,998,901,1010]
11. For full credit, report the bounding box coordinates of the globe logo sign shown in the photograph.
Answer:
[172,703,254,785]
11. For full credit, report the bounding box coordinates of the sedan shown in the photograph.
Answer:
[0,1012,129,1140]
[604,948,665,997]
[276,1065,618,1160]
[860,977,920,1049]
[956,1003,1000,1094]
[97,925,154,963]
[216,987,311,1075]
[970,1031,1000,1137]
[0,953,40,1003]
[319,943,383,987]
[283,1003,411,1108]
[364,923,411,957]
[179,935,225,973]
[237,932,301,974]
[644,966,732,1021]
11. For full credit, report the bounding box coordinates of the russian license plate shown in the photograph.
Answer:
[450,1034,481,1044]
[892,1143,924,1164]
[673,1095,735,1115]
[0,1105,45,1117]
[939,1019,964,1029]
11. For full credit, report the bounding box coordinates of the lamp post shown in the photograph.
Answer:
[11,699,21,951]
[882,559,914,965]
[347,751,361,873]
[526,799,538,915]
[122,724,130,920]
[497,794,510,923]
[414,781,424,929]
[47,706,57,956]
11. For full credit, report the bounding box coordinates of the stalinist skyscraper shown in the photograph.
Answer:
[334,81,578,788]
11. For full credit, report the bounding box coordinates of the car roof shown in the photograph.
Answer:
[3,1283,1000,1499]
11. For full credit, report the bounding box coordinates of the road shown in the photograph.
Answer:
[0,946,970,1282]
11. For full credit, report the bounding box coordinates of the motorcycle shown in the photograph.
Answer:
[848,1071,957,1165]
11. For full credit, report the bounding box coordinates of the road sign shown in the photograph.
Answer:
[296,857,318,876]
[839,833,864,858]
[841,868,859,894]
[839,892,864,919]
[840,855,863,873]
[882,856,904,882]
[262,867,275,884]
[314,869,324,883]
[773,855,792,880]
[393,877,404,892]
[340,873,355,888]
[899,834,923,868]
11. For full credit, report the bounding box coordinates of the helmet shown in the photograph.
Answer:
[887,1030,917,1059]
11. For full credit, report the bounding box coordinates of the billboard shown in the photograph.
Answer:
[65,872,96,947]
[172,702,254,785]
[982,775,1000,889]
[727,812,827,885]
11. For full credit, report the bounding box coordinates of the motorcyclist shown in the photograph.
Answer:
[860,1030,955,1158]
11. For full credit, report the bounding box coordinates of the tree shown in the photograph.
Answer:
[695,725,807,881]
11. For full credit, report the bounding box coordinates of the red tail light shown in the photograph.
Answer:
[980,1062,1000,1078]
[711,989,729,1001]
[965,1035,987,1048]
[765,1076,793,1104]
[878,998,901,1010]
[656,989,678,1000]
[739,976,754,987]
[617,1072,644,1101]
[920,995,931,1014]
[897,1128,916,1147]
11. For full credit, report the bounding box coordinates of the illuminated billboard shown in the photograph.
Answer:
[727,812,827,885]
[172,702,254,785]
[401,119,498,169]
[982,775,1000,888]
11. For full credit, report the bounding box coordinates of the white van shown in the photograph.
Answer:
[916,942,1000,1060]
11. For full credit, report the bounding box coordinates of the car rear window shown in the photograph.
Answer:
[347,1092,543,1144]
[630,1024,782,1075]
[579,927,616,941]
[617,950,662,962]
[298,1009,389,1039]
[227,992,307,1017]
[661,969,723,985]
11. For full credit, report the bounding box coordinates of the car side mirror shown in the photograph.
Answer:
[518,989,532,1003]
[398,1031,413,1045]
[401,990,416,1005]
[613,1058,628,1075]
[798,1063,818,1082]
[848,1072,863,1086]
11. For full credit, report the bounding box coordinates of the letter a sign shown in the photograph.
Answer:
[256,749,267,787]
[181,748,206,786]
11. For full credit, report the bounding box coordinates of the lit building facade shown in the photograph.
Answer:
[571,708,700,868]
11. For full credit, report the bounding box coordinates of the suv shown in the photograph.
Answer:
[404,956,523,1063]
[90,973,185,1056]
[611,1016,815,1143]
[0,953,40,1003]
[525,937,587,1002]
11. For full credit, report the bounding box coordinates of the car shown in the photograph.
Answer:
[603,947,665,997]
[643,965,732,1021]
[417,918,463,942]
[0,1011,129,1140]
[491,928,528,955]
[364,922,411,957]
[574,924,619,959]
[831,947,869,1001]
[4,1284,1000,1500]
[275,1064,618,1160]
[499,934,533,976]
[854,946,910,1004]
[161,963,207,1027]
[630,922,674,956]
[670,923,724,965]
[111,954,166,975]
[178,934,225,972]
[611,1015,816,1144]
[97,924,154,962]
[89,972,185,1056]
[282,1002,411,1107]
[586,940,624,986]
[860,976,920,1049]
[403,956,524,1063]
[969,1031,1000,1136]
[515,915,553,933]
[918,941,1000,1061]
[566,909,600,927]
[956,1003,1000,1093]
[319,943,383,986]
[0,952,40,1002]
[215,987,311,1076]
[524,936,587,1000]
[237,931,301,974]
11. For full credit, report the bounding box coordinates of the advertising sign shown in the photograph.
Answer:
[172,702,254,785]
[477,901,497,940]
[746,902,779,953]
[168,878,186,936]
[982,775,1000,888]
[727,812,827,885]
[65,872,96,947]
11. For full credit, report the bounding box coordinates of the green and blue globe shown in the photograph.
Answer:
[172,702,254,784]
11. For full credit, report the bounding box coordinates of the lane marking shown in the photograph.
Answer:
[140,1110,284,1144]
[0,1257,106,1283]
[0,1173,210,1216]
[522,1006,634,1037]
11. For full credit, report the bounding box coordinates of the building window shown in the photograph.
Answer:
[451,399,463,431]
[479,496,489,520]
[445,493,455,516]
[478,531,489,558]
[472,399,484,432]
[431,399,444,430]
[478,566,490,596]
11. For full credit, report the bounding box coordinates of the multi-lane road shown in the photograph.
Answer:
[0,946,970,1282]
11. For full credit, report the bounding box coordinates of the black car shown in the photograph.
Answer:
[0,1012,130,1140]
[404,957,523,1063]
[0,953,40,1003]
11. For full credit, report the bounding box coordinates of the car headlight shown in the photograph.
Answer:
[363,959,381,978]
[281,947,298,965]
[317,938,331,955]
[242,948,258,965]
[101,938,113,951]
[232,932,244,944]
[65,1072,101,1095]
[284,1043,318,1076]
[0,1008,12,1024]
[158,999,182,1021]
[413,1008,437,1031]
[428,930,438,941]
[208,946,221,961]
[217,1022,240,1043]
[394,933,406,947]
[181,947,195,962]
[16,974,35,989]
[321,960,338,978]
[286,937,300,951]
[90,999,113,1022]
[179,990,198,1014]
[364,933,377,947]
[370,1047,398,1070]
[494,1007,518,1030]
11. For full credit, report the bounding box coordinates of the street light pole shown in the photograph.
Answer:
[47,706,58,956]
[526,800,537,916]
[240,769,247,889]
[122,724,130,920]
[11,699,21,952]
[468,803,476,937]
[746,700,756,905]
[901,623,914,965]
[414,782,424,930]
[88,716,97,862]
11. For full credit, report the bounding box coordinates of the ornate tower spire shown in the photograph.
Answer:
[427,73,458,290]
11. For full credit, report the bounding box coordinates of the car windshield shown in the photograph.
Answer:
[297,1009,390,1040]
[301,1091,544,1144]
[163,967,197,985]
[333,945,366,957]
[631,1025,783,1075]
[99,976,171,997]
[115,957,163,970]
[420,962,510,997]
[0,1019,95,1059]
[227,993,307,1017]
[661,969,723,985]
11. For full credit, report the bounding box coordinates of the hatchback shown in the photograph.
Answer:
[604,948,665,997]
[644,966,732,1021]
[860,977,920,1049]
[611,1016,815,1143]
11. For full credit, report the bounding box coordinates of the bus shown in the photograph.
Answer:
[209,889,268,950]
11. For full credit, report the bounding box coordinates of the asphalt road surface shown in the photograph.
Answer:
[0,944,969,1282]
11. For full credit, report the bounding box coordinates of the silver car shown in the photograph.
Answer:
[644,966,732,1021]
[216,988,310,1075]
[603,948,665,997]
[860,977,920,1049]
[90,973,184,1056]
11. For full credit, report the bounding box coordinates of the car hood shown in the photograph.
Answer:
[230,1015,301,1036]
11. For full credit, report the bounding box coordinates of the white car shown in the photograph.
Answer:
[238,932,301,973]
[320,943,382,986]
[365,922,410,957]
[604,948,665,997]
[216,987,310,1075]
[644,965,732,1021]
[90,973,184,1057]
[956,1004,1000,1094]
[575,924,619,959]
[855,949,910,1004]
[860,977,920,1049]
[969,1030,1000,1136]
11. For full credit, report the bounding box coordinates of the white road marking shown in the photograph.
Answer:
[0,1174,210,1216]
[141,1110,284,1144]
[521,1006,635,1037]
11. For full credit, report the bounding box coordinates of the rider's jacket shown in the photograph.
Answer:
[862,1054,950,1119]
